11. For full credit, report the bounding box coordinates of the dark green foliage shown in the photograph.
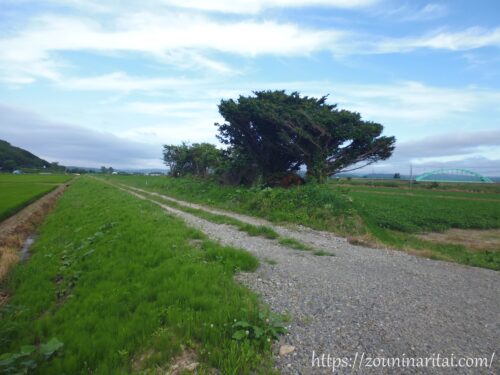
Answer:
[216,92,302,182]
[100,166,114,174]
[163,142,222,177]
[0,139,51,171]
[215,148,260,186]
[0,338,64,374]
[232,311,287,345]
[216,90,395,183]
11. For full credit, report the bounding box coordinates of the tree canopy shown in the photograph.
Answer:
[163,142,222,177]
[215,90,395,182]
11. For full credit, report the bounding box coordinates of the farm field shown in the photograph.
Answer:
[108,175,500,270]
[0,177,277,374]
[334,177,500,193]
[0,174,72,221]
[344,184,500,201]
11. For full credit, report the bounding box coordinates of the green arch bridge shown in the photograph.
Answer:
[416,168,493,183]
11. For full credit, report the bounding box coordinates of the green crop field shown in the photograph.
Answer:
[107,175,500,270]
[0,174,72,221]
[334,177,500,194]
[350,188,500,233]
[0,177,279,374]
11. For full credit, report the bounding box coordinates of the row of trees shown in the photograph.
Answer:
[163,90,395,185]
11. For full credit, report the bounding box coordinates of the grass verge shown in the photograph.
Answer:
[364,220,499,270]
[0,177,279,374]
[106,176,360,236]
[116,183,327,255]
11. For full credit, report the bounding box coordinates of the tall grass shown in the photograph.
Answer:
[0,178,276,374]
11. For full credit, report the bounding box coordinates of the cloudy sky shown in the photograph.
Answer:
[0,0,499,175]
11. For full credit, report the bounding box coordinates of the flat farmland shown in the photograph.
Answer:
[348,185,500,233]
[0,174,72,221]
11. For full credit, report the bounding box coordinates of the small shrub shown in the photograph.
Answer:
[0,338,64,374]
[232,311,287,346]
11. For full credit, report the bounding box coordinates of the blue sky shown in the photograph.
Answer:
[0,0,499,175]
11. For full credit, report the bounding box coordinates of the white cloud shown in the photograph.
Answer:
[373,27,500,53]
[197,79,500,126]
[374,2,448,22]
[331,81,500,124]
[2,4,500,87]
[0,12,344,84]
[128,101,216,116]
[57,72,202,92]
[36,0,377,14]
[156,0,377,14]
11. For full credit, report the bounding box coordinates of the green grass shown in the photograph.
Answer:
[0,174,72,221]
[277,238,311,251]
[105,175,499,270]
[312,250,334,257]
[0,177,278,374]
[113,183,331,255]
[107,175,359,235]
[122,185,281,240]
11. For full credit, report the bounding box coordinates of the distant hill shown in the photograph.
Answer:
[0,139,51,171]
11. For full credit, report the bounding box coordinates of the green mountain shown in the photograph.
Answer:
[0,139,51,171]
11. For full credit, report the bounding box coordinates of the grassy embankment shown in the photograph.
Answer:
[110,175,500,270]
[0,177,280,374]
[114,183,321,254]
[0,174,72,221]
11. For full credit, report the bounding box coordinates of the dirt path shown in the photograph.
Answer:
[117,183,499,374]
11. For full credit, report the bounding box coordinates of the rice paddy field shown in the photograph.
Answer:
[0,174,72,221]
[108,175,500,270]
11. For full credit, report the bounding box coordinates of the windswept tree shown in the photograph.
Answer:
[216,92,303,182]
[216,90,395,183]
[163,142,221,177]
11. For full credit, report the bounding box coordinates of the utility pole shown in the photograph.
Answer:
[409,164,413,190]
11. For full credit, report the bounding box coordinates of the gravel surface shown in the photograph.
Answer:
[122,185,499,374]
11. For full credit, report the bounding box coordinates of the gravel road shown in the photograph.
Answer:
[121,185,499,374]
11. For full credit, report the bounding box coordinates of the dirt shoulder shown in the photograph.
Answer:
[0,183,69,281]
